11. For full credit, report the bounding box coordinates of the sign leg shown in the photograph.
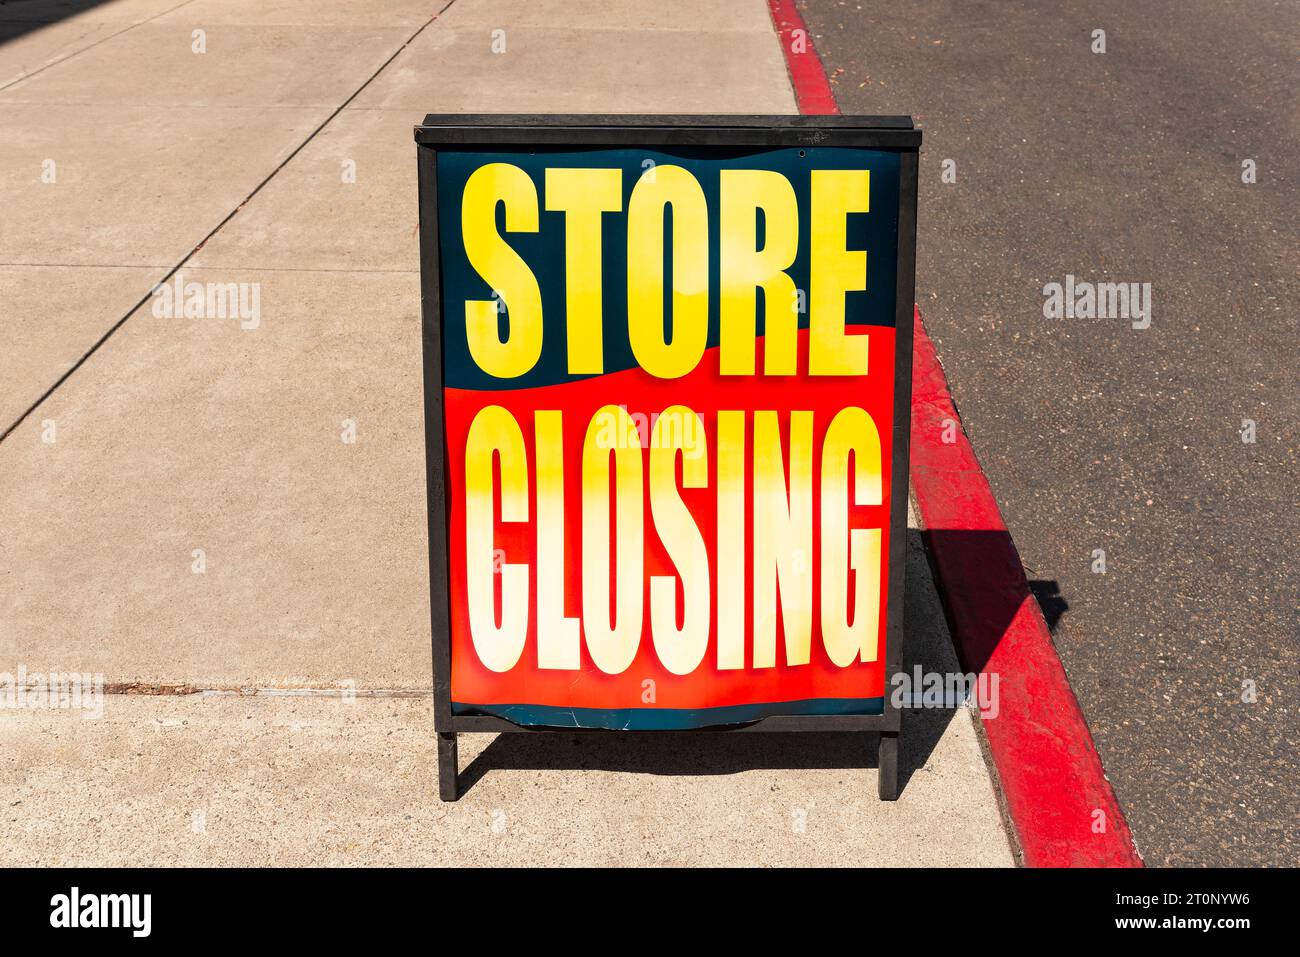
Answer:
[437,731,459,801]
[878,731,899,801]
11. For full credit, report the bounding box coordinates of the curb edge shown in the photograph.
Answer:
[766,0,1143,867]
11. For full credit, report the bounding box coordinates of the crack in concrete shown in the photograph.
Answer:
[0,0,461,444]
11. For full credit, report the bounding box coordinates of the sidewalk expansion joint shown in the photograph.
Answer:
[101,683,431,699]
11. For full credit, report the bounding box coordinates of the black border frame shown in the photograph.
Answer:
[415,115,920,800]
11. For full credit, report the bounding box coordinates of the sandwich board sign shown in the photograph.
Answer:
[415,115,920,800]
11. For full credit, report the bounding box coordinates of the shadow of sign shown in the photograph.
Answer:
[0,1,122,60]
[918,529,1069,674]
[456,527,1023,799]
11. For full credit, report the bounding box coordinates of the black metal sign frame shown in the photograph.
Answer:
[415,115,920,801]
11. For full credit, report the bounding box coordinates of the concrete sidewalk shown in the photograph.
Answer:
[1,524,1011,866]
[0,0,1013,866]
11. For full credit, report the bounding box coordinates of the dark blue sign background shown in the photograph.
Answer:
[437,146,901,391]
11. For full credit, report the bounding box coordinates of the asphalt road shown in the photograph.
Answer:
[797,0,1298,865]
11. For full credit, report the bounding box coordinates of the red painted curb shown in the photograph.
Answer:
[767,0,840,115]
[910,312,1142,867]
[768,0,1143,866]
